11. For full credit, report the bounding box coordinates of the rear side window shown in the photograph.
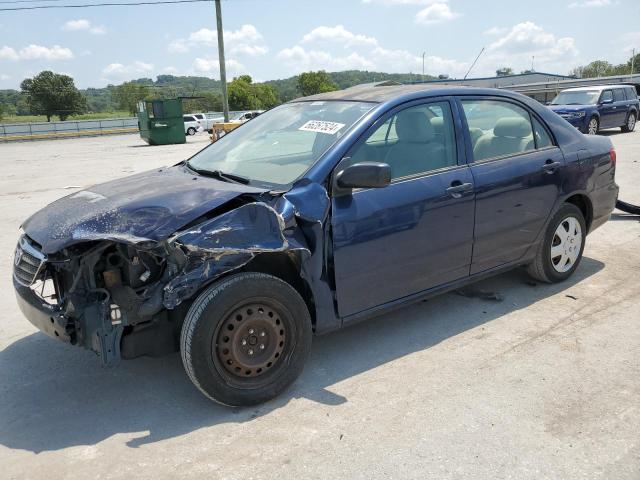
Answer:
[613,89,625,102]
[461,99,535,162]
[532,117,554,149]
[625,87,638,101]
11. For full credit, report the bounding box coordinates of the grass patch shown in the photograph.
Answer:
[1,111,134,124]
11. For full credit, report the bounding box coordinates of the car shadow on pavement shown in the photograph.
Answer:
[0,257,604,453]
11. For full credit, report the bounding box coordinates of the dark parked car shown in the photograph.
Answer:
[548,85,639,135]
[14,85,619,406]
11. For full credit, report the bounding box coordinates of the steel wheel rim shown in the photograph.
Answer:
[588,119,598,135]
[628,115,636,131]
[215,302,286,379]
[550,216,582,273]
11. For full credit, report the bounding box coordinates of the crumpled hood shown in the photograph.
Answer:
[22,165,267,254]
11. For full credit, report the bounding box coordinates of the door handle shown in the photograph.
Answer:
[541,160,561,173]
[446,181,473,198]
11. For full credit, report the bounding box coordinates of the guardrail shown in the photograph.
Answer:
[0,117,140,142]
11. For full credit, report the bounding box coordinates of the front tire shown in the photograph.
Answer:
[526,203,586,283]
[585,116,599,135]
[622,112,636,133]
[187,127,196,136]
[180,272,312,406]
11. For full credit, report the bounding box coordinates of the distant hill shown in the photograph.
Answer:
[0,70,435,117]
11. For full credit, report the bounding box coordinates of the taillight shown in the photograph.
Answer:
[609,148,616,167]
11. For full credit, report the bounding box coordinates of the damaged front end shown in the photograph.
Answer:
[14,178,339,366]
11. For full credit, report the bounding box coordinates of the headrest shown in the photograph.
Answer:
[430,116,444,135]
[395,111,434,143]
[493,117,531,138]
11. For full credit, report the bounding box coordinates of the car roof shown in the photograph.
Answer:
[291,84,525,103]
[562,85,628,92]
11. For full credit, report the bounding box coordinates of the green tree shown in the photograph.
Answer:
[20,71,87,121]
[296,71,338,97]
[495,67,514,76]
[227,76,279,110]
[113,82,152,115]
[0,103,4,121]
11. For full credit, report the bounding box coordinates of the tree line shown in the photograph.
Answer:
[0,70,341,122]
[0,69,429,122]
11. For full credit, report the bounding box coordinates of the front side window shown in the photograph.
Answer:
[349,101,457,180]
[461,99,535,162]
[187,101,375,187]
[600,90,613,103]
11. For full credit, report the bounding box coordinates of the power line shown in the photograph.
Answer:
[0,0,212,11]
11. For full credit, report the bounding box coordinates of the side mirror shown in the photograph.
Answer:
[601,98,613,105]
[335,162,391,190]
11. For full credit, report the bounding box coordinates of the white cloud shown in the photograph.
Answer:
[615,31,640,55]
[19,45,74,60]
[193,57,246,77]
[302,25,378,48]
[361,0,436,4]
[277,46,375,73]
[0,46,19,60]
[569,0,614,7]
[0,74,11,80]
[415,2,460,24]
[102,60,154,80]
[168,24,267,56]
[481,22,578,73]
[62,19,106,34]
[483,26,507,36]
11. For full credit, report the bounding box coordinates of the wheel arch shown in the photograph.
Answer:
[239,251,317,331]
[565,193,593,232]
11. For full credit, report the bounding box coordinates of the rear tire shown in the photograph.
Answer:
[180,272,312,406]
[622,112,636,133]
[585,116,599,135]
[526,204,586,283]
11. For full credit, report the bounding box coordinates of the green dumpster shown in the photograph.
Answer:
[137,98,186,145]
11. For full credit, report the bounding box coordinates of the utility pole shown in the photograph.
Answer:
[422,52,425,81]
[215,0,229,122]
[631,49,636,76]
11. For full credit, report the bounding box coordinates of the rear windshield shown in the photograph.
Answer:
[550,90,600,106]
[187,101,375,188]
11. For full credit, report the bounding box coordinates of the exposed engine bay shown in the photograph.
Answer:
[13,167,337,366]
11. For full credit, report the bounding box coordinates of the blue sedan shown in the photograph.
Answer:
[13,85,619,406]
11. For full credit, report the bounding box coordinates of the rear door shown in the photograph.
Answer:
[331,98,475,317]
[612,88,628,125]
[458,97,565,274]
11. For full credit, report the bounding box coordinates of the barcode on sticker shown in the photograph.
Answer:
[299,120,345,135]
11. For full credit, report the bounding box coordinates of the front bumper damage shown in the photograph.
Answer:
[14,181,338,365]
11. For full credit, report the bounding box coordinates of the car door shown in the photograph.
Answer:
[612,88,628,125]
[598,90,616,128]
[458,97,565,274]
[331,99,475,318]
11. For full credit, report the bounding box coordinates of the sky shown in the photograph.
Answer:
[0,0,639,89]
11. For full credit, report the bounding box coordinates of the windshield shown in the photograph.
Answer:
[187,101,375,187]
[550,90,600,105]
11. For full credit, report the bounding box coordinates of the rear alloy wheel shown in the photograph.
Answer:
[187,127,196,136]
[181,272,312,406]
[527,203,586,283]
[586,117,599,135]
[622,112,636,133]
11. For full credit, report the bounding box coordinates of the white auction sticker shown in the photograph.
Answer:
[299,120,345,135]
